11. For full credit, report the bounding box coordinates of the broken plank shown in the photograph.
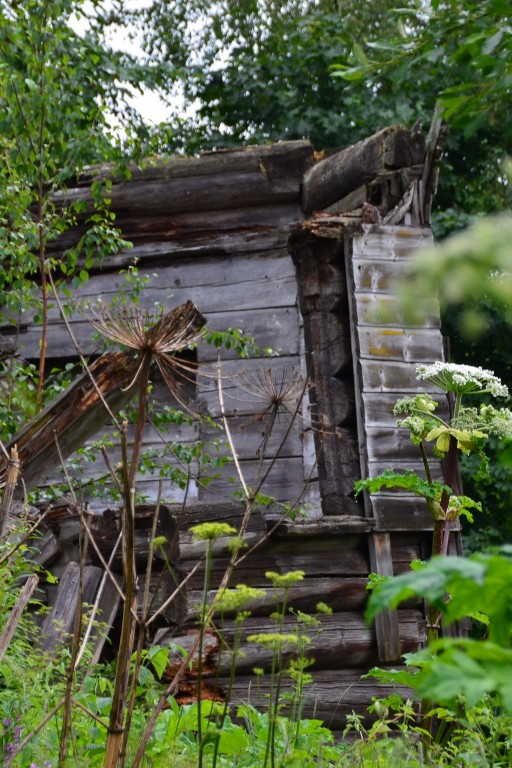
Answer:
[38,562,103,655]
[7,351,138,492]
[88,572,123,665]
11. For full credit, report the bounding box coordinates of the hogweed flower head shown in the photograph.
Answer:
[416,362,508,398]
[83,300,206,409]
[233,367,311,425]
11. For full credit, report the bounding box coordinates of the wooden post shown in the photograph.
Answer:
[0,447,21,538]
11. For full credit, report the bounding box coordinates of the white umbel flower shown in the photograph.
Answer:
[416,362,508,398]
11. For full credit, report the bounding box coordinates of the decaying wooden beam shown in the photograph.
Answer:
[38,562,103,655]
[6,351,137,493]
[88,504,180,571]
[88,572,123,665]
[291,235,361,514]
[302,126,425,213]
[29,525,61,568]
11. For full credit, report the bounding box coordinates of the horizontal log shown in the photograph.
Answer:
[221,668,414,729]
[273,516,372,535]
[365,426,439,463]
[64,140,314,189]
[352,258,410,293]
[198,307,301,362]
[302,126,424,212]
[180,530,266,561]
[197,456,309,504]
[87,504,179,571]
[199,416,304,462]
[4,249,297,341]
[197,356,304,416]
[371,494,433,530]
[367,459,445,484]
[56,167,304,218]
[179,534,371,588]
[49,203,304,256]
[175,501,266,537]
[156,609,425,677]
[183,576,371,619]
[12,282,299,361]
[49,232,293,273]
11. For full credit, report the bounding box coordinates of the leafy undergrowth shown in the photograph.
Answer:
[2,670,512,768]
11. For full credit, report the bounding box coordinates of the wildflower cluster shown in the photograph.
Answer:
[215,584,266,614]
[416,362,509,397]
[265,570,305,588]
[190,522,237,541]
[1,716,22,758]
[393,394,440,443]
[453,404,512,438]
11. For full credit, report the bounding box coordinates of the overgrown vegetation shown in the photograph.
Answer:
[2,0,512,765]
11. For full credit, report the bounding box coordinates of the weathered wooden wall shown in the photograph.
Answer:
[4,127,452,726]
[5,141,319,513]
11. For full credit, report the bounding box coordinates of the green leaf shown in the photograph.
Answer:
[332,66,365,81]
[146,646,169,679]
[482,29,504,55]
[365,556,487,624]
[216,724,251,755]
[355,469,448,500]
[352,41,368,66]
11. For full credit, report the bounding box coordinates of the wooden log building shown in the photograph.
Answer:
[2,122,455,727]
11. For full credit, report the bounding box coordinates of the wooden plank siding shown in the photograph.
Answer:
[4,141,318,516]
[344,224,447,661]
[346,224,447,522]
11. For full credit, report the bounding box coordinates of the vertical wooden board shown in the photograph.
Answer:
[39,563,103,655]
[367,534,401,661]
[89,573,123,665]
